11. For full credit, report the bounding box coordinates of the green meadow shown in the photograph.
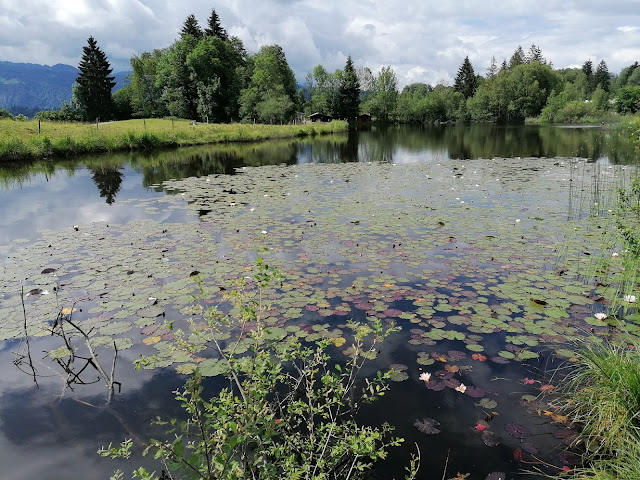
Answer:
[0,118,348,161]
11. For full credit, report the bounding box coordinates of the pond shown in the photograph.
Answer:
[0,124,637,480]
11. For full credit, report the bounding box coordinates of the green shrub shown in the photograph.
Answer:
[99,259,418,480]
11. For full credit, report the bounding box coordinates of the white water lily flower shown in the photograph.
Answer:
[594,312,608,321]
[455,383,467,393]
[623,295,637,303]
[612,252,619,257]
[419,372,431,382]
[250,208,255,212]
[261,230,267,234]
[515,219,521,223]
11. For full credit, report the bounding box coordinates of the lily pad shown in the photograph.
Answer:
[476,398,498,409]
[414,418,441,435]
[505,423,530,439]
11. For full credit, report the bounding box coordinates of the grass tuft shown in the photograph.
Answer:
[558,338,640,479]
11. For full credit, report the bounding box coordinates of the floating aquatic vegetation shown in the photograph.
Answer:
[414,417,441,435]
[1,156,635,476]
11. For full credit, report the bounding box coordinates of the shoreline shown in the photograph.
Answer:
[0,118,349,162]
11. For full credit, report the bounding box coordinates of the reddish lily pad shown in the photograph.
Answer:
[505,423,530,439]
[482,432,500,447]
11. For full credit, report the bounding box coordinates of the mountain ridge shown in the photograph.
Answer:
[0,60,129,117]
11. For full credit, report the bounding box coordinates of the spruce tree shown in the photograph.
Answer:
[75,36,116,121]
[509,46,525,69]
[181,14,203,39]
[205,9,228,40]
[454,56,478,98]
[594,60,610,92]
[337,56,361,120]
[487,56,498,78]
[526,44,544,64]
[582,59,594,93]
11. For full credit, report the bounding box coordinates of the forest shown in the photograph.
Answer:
[33,10,640,125]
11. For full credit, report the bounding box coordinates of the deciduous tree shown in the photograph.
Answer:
[364,66,398,122]
[240,45,297,123]
[128,50,167,118]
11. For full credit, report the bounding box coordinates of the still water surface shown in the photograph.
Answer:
[0,125,634,480]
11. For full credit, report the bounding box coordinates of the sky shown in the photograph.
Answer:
[1,0,640,88]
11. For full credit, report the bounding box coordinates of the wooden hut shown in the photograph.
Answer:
[309,112,333,122]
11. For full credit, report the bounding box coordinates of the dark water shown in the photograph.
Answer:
[0,125,632,480]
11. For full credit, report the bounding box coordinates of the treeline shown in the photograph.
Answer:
[393,46,640,124]
[35,9,640,125]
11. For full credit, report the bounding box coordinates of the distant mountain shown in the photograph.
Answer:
[0,61,130,117]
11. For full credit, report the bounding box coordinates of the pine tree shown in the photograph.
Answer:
[337,56,361,120]
[509,46,525,69]
[526,44,544,64]
[500,59,508,72]
[181,14,203,39]
[454,56,478,98]
[594,60,610,92]
[487,56,498,78]
[75,36,116,121]
[205,9,228,40]
[582,59,594,93]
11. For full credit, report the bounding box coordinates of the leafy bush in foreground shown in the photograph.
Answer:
[100,259,418,480]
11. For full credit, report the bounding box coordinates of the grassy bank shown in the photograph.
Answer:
[557,128,640,479]
[0,118,349,161]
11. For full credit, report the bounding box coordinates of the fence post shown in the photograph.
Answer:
[38,119,41,134]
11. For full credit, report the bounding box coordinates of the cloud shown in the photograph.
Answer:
[1,1,639,85]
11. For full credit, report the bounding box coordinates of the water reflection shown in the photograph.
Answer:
[90,166,124,205]
[0,126,636,237]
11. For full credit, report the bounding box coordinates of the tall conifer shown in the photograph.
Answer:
[594,60,610,92]
[75,36,116,120]
[205,9,228,40]
[454,56,478,98]
[337,56,361,120]
[181,14,203,39]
